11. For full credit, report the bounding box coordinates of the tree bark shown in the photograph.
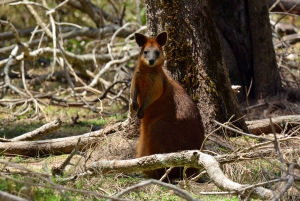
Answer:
[144,0,248,133]
[211,0,282,100]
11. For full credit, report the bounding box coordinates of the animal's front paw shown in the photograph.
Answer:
[137,109,144,119]
[132,101,139,111]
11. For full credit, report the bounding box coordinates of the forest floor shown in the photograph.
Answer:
[1,20,300,201]
[1,89,300,200]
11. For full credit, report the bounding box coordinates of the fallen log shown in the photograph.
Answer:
[12,118,61,141]
[0,119,128,157]
[88,150,274,200]
[246,115,300,135]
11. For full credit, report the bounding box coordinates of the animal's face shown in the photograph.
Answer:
[141,42,162,67]
[135,32,168,68]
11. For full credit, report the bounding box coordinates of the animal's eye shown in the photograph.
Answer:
[144,51,148,55]
[155,51,160,57]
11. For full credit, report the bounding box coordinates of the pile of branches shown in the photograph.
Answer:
[0,0,144,119]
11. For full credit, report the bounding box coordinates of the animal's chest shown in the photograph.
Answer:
[136,71,163,103]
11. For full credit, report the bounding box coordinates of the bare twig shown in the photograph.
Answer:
[110,179,201,201]
[273,163,296,201]
[88,54,131,88]
[213,120,274,141]
[245,78,253,119]
[22,0,53,38]
[269,0,281,12]
[52,137,84,176]
[78,0,105,28]
[274,1,300,26]
[159,167,173,182]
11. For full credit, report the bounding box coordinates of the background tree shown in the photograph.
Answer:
[211,0,282,100]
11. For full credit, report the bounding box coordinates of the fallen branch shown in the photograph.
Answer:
[0,190,28,201]
[0,119,129,157]
[246,115,300,135]
[7,118,61,142]
[87,150,274,200]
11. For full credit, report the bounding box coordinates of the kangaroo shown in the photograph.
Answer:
[131,31,205,180]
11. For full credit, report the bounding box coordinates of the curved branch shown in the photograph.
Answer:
[88,151,274,200]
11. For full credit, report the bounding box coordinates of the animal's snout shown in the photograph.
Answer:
[149,59,155,66]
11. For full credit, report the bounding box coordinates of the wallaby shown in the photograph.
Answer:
[131,31,205,180]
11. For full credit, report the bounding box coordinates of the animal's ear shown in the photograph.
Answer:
[156,32,168,47]
[135,33,148,47]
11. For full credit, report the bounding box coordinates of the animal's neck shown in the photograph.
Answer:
[138,63,163,73]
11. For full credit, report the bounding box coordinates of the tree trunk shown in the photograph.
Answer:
[145,0,248,133]
[211,0,282,100]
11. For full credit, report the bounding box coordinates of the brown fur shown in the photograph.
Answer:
[131,32,205,180]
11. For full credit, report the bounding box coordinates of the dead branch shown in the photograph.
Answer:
[51,138,83,176]
[0,190,28,201]
[65,0,121,25]
[21,1,52,39]
[246,115,300,135]
[0,47,139,68]
[77,0,105,28]
[12,118,61,141]
[110,179,200,201]
[274,33,300,48]
[205,133,236,151]
[95,80,131,105]
[214,120,274,141]
[273,163,296,200]
[87,150,274,200]
[0,119,129,157]
[0,1,138,119]
[269,0,300,15]
[0,25,134,54]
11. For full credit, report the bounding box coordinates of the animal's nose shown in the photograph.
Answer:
[149,59,155,66]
